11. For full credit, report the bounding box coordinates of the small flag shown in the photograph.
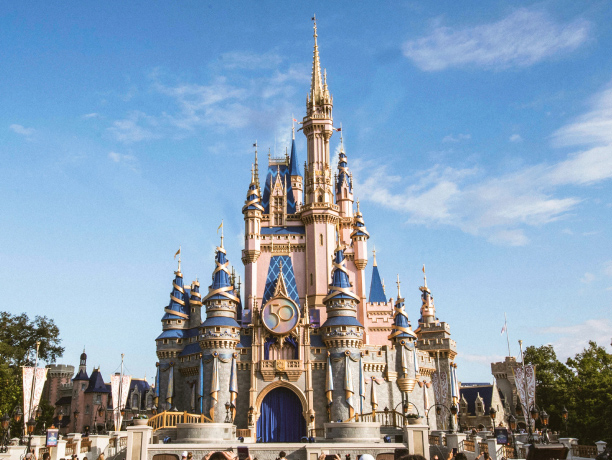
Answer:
[174,248,181,259]
[335,127,342,132]
[501,323,507,335]
[217,220,223,234]
[253,143,257,147]
[292,118,298,122]
[422,264,426,273]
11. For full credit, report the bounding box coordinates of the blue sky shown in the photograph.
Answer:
[2,1,612,384]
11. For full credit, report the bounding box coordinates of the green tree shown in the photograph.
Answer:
[0,312,64,432]
[524,342,612,445]
[524,344,573,434]
[566,342,612,445]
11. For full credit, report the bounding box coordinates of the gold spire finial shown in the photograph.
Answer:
[356,198,360,213]
[310,14,323,105]
[372,247,377,267]
[251,164,254,183]
[396,274,401,299]
[422,264,427,288]
[174,246,182,272]
[292,115,296,140]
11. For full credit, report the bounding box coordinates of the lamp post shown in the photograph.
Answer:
[489,406,497,430]
[224,402,232,424]
[0,414,10,453]
[25,418,36,456]
[73,410,79,433]
[425,403,457,433]
[561,406,569,436]
[508,414,518,456]
[540,410,549,444]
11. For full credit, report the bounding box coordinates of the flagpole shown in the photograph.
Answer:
[505,312,511,357]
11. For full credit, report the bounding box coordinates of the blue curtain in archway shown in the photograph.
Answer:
[257,387,306,442]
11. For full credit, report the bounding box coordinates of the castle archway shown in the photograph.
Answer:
[255,383,307,442]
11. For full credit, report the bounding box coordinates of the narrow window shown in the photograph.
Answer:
[319,234,323,245]
[310,273,313,286]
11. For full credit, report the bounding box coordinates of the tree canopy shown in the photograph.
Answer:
[0,312,64,422]
[524,341,612,445]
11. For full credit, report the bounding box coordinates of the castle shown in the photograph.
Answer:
[154,19,459,443]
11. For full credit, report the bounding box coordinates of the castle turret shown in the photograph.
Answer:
[321,238,363,421]
[336,133,354,222]
[419,265,436,325]
[242,161,264,320]
[351,201,369,329]
[302,17,338,312]
[155,256,190,410]
[200,236,240,422]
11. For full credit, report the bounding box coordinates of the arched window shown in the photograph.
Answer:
[132,394,139,409]
[318,193,323,203]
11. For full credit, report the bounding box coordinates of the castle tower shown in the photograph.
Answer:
[200,237,240,422]
[350,201,370,330]
[414,268,457,430]
[155,257,190,410]
[71,349,89,433]
[321,239,363,422]
[388,276,419,412]
[335,133,354,223]
[301,18,339,312]
[242,163,264,320]
[83,367,111,432]
[270,166,288,227]
[289,126,303,207]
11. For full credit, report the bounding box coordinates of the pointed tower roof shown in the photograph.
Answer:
[388,275,417,341]
[310,15,324,106]
[289,135,301,177]
[85,367,111,393]
[242,166,265,213]
[419,265,437,324]
[350,200,370,239]
[323,245,360,303]
[162,259,189,320]
[73,348,88,381]
[190,279,202,307]
[368,249,386,303]
[202,240,240,304]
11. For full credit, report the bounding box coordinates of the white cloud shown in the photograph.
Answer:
[108,152,138,171]
[538,319,612,359]
[580,272,596,284]
[83,113,99,119]
[442,133,471,143]
[108,111,159,143]
[9,124,35,136]
[509,134,523,143]
[403,8,590,71]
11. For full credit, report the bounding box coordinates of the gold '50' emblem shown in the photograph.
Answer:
[261,297,299,335]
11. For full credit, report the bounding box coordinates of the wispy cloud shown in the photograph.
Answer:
[509,134,523,143]
[108,111,159,143]
[403,8,590,71]
[356,77,612,246]
[538,319,612,359]
[108,152,138,172]
[83,113,99,119]
[9,124,35,136]
[108,52,307,144]
[580,272,596,284]
[442,133,471,143]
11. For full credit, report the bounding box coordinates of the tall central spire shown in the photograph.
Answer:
[310,15,323,106]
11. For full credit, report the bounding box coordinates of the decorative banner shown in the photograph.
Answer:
[432,371,448,430]
[325,354,333,406]
[401,347,408,378]
[359,355,366,415]
[22,367,48,428]
[110,373,131,432]
[166,365,174,405]
[345,355,355,419]
[229,354,238,420]
[210,355,220,421]
[413,347,420,375]
[370,376,381,412]
[154,365,160,401]
[450,366,458,400]
[513,365,536,421]
[46,428,59,447]
[423,382,430,414]
[198,358,204,415]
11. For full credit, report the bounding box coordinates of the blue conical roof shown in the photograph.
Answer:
[350,203,370,239]
[85,368,111,393]
[202,245,240,304]
[323,247,360,303]
[162,269,189,320]
[369,264,386,303]
[336,149,352,194]
[389,298,416,340]
[242,176,264,213]
[289,139,301,176]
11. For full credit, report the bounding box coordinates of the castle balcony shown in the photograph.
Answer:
[259,359,303,382]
